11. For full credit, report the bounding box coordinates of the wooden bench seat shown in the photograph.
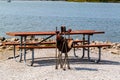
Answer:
[73,44,111,48]
[16,43,111,66]
[4,40,111,66]
[3,40,86,47]
[17,45,56,49]
[73,40,88,44]
[14,40,88,49]
[73,44,111,63]
[2,41,56,46]
[2,41,56,63]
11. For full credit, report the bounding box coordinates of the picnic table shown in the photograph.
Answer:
[6,29,106,68]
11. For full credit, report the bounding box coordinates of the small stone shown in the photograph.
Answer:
[0,42,2,46]
[110,49,119,54]
[0,46,6,49]
[7,46,14,50]
[10,38,19,42]
[0,37,5,41]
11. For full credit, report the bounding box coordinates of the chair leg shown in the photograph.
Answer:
[60,53,63,68]
[55,51,59,69]
[56,50,63,69]
[55,49,58,69]
[63,53,67,70]
[58,52,63,68]
[66,53,70,69]
[63,52,70,70]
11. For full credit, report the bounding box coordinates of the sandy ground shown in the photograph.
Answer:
[0,49,120,80]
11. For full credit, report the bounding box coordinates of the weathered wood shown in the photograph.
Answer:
[6,30,104,36]
[6,31,56,36]
[3,40,86,46]
[73,44,111,48]
[2,41,56,46]
[17,45,56,49]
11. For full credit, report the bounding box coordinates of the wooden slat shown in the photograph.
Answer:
[73,40,88,43]
[17,44,111,49]
[6,31,56,36]
[3,40,86,46]
[6,30,105,36]
[3,41,56,45]
[73,44,111,48]
[17,46,56,49]
[70,30,104,35]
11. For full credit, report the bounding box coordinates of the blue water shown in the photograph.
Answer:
[0,1,120,42]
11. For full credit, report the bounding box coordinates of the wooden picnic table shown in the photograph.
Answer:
[6,30,105,66]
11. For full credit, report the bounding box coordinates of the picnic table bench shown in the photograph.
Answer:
[16,43,110,66]
[3,40,86,59]
[5,28,110,69]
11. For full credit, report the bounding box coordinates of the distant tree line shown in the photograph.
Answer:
[1,0,119,2]
[66,0,120,2]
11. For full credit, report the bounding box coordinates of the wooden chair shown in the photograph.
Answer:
[55,26,73,70]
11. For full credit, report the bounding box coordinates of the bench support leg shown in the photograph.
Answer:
[81,48,85,58]
[31,49,34,66]
[13,45,16,58]
[91,47,101,63]
[96,47,101,63]
[24,36,27,64]
[13,45,20,60]
[73,44,78,57]
[87,35,90,61]
[24,52,26,64]
[82,34,85,59]
[87,47,90,61]
[19,36,23,62]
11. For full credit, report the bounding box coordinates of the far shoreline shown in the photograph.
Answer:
[0,0,120,3]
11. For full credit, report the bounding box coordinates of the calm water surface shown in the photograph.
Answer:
[0,1,120,42]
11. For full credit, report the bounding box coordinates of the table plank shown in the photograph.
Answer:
[6,31,56,36]
[6,30,104,36]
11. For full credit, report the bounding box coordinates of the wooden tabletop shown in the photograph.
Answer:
[70,30,104,35]
[6,31,56,36]
[6,30,104,36]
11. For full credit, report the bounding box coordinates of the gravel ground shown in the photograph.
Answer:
[0,49,120,80]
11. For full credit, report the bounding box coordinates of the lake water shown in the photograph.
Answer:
[0,1,120,42]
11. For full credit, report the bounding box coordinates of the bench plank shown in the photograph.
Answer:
[73,44,111,48]
[2,41,56,46]
[3,40,86,46]
[17,45,56,49]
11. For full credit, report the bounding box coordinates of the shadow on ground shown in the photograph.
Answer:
[29,56,120,67]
